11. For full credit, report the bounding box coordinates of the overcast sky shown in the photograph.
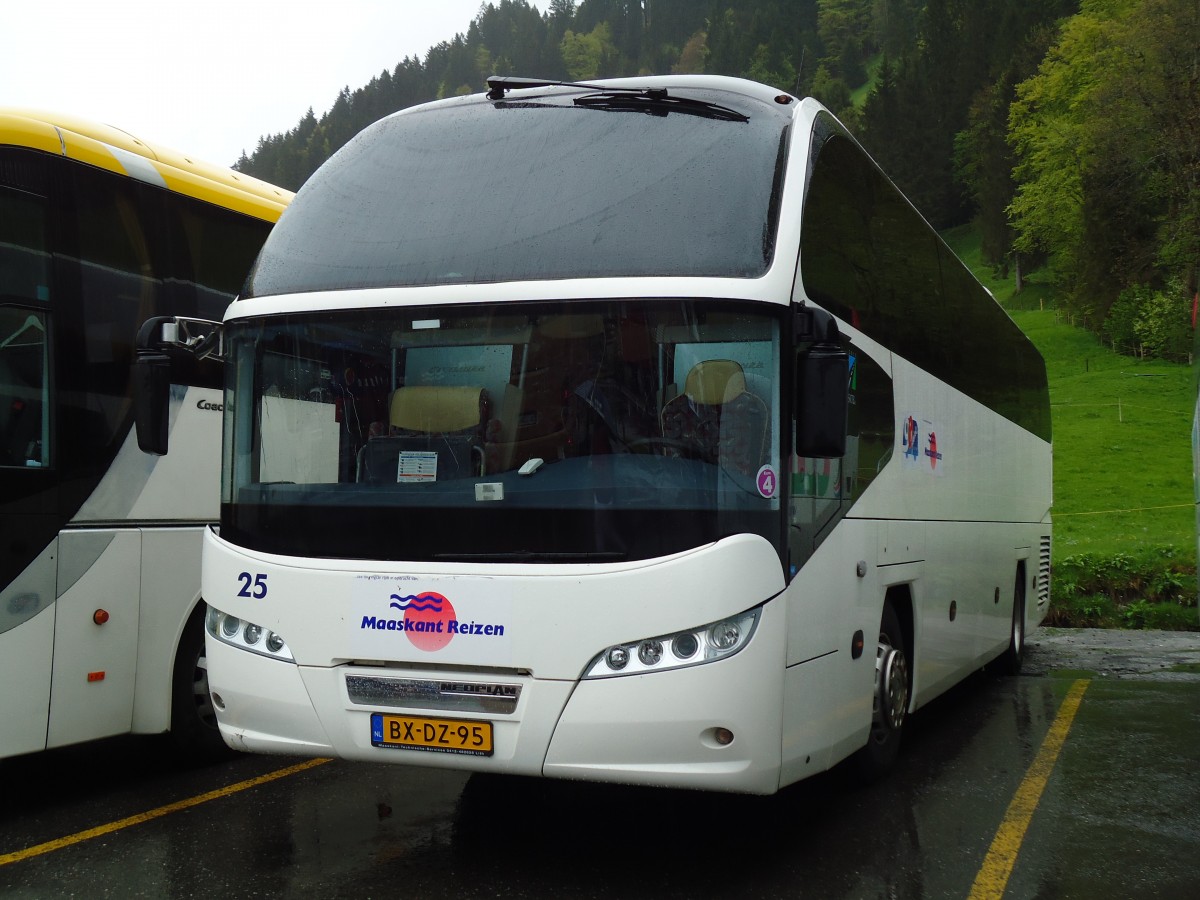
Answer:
[3,1,538,168]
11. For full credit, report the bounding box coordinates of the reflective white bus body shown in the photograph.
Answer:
[196,78,1051,792]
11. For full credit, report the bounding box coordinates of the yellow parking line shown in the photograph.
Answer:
[0,757,330,867]
[968,679,1090,900]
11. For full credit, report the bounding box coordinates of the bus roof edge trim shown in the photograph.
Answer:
[0,109,292,222]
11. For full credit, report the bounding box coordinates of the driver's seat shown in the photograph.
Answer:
[660,360,767,472]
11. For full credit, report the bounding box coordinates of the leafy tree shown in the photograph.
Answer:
[744,42,798,92]
[548,0,577,27]
[1008,0,1131,309]
[644,1,709,72]
[706,1,821,90]
[1106,281,1193,360]
[1008,0,1199,328]
[810,63,851,113]
[870,0,920,57]
[861,0,1076,231]
[1133,282,1192,361]
[817,0,870,84]
[561,22,619,79]
[475,1,565,78]
[436,35,480,98]
[672,29,708,74]
[954,19,1063,276]
[572,0,643,69]
[955,78,1016,272]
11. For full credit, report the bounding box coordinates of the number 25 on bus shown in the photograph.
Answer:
[137,75,1052,793]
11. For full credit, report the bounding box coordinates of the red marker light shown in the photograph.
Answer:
[87,671,105,682]
[93,609,110,625]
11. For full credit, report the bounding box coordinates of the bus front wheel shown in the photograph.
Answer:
[171,607,235,761]
[854,603,909,781]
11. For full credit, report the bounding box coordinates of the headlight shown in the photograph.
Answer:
[205,604,294,661]
[583,608,760,679]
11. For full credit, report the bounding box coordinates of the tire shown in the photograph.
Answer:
[853,603,910,781]
[998,567,1026,675]
[171,608,235,761]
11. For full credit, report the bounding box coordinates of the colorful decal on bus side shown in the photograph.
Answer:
[901,415,945,475]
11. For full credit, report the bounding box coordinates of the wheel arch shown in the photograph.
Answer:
[884,583,914,686]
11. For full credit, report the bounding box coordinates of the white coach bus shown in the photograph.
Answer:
[138,75,1051,792]
[0,110,290,761]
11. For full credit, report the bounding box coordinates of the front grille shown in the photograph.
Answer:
[346,674,521,714]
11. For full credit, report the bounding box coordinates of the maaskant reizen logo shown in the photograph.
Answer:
[360,591,505,651]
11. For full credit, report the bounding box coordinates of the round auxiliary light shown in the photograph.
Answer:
[265,631,286,654]
[221,615,241,638]
[638,639,664,666]
[672,633,699,659]
[708,620,742,652]
[243,623,263,645]
[606,646,629,671]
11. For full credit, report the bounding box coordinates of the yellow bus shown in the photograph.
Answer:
[0,109,292,760]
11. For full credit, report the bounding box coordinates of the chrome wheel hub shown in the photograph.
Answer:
[874,637,909,735]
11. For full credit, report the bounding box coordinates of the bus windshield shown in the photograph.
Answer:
[242,88,790,295]
[222,300,784,563]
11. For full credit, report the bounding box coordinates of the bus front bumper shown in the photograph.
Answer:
[205,597,786,794]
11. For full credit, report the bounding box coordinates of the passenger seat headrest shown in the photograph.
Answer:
[390,385,486,433]
[683,360,746,405]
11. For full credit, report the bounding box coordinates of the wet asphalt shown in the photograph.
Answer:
[1,628,1197,899]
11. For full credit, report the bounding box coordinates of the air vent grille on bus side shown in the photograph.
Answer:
[1038,536,1052,608]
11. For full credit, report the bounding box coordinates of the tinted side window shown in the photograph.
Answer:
[799,127,1050,442]
[168,196,272,321]
[0,307,50,468]
[71,169,163,450]
[0,160,53,472]
[789,343,893,570]
[0,184,50,304]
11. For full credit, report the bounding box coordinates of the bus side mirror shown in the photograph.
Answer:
[133,316,174,456]
[132,315,225,456]
[134,348,171,456]
[793,306,848,458]
[795,345,849,458]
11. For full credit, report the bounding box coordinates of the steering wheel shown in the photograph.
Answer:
[627,437,696,457]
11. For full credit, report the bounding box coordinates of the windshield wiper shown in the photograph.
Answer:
[573,90,749,122]
[484,75,749,122]
[486,75,605,97]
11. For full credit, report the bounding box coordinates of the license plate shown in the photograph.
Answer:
[370,713,493,756]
